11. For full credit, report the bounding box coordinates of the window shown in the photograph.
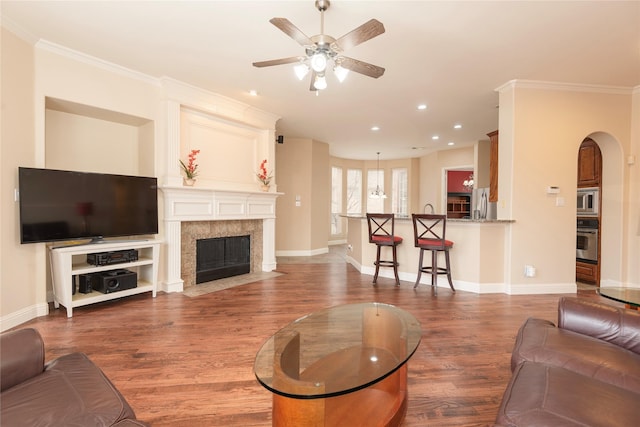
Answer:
[346,169,362,215]
[331,166,343,235]
[392,168,408,215]
[367,168,384,213]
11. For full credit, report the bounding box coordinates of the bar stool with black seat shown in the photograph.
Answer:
[366,213,403,286]
[412,214,455,295]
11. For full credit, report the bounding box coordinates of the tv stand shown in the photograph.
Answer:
[49,240,161,317]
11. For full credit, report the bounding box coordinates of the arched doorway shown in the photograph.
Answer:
[576,138,602,285]
[576,132,625,287]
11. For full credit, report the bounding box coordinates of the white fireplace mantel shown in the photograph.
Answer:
[161,186,282,293]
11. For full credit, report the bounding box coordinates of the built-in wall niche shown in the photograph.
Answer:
[179,108,269,191]
[44,97,154,176]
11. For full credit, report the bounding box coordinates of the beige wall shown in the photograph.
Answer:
[311,141,330,251]
[628,89,640,286]
[45,109,141,174]
[1,28,43,326]
[275,137,330,255]
[498,82,635,290]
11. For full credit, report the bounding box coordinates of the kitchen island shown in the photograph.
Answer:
[344,215,514,294]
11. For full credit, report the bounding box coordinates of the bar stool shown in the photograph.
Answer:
[412,214,455,295]
[366,213,403,286]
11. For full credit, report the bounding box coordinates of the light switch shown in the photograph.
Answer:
[555,196,565,207]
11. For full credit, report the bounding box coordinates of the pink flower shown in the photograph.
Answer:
[257,159,273,185]
[180,149,200,179]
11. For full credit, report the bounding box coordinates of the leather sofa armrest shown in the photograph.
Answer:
[558,296,640,355]
[1,328,45,391]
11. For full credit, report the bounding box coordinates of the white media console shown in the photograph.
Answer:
[49,239,161,317]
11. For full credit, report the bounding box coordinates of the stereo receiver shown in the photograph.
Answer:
[87,249,138,266]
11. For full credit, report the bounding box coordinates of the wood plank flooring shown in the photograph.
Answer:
[17,258,606,426]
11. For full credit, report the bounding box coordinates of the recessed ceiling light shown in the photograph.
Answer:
[453,124,462,129]
[432,135,439,140]
[417,104,427,110]
[249,90,258,96]
[448,142,455,146]
[371,126,380,131]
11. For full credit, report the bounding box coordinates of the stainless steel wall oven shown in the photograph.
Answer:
[577,218,598,263]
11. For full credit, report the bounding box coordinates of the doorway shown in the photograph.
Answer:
[445,169,473,219]
[576,138,602,285]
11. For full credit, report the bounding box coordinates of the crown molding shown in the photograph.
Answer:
[160,77,280,130]
[35,39,160,87]
[496,79,633,95]
[1,15,39,44]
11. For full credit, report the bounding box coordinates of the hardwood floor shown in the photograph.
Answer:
[18,257,606,427]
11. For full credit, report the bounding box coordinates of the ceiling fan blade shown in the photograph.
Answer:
[333,19,385,51]
[253,56,302,68]
[339,57,385,79]
[270,17,314,46]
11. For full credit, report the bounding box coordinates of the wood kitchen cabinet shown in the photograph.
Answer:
[576,260,599,284]
[447,195,471,219]
[577,138,602,188]
[487,130,499,202]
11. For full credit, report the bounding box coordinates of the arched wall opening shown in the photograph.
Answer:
[582,132,624,285]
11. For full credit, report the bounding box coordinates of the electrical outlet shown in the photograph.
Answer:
[524,265,536,277]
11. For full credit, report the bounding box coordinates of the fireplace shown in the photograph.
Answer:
[196,235,250,283]
[180,219,263,288]
[161,186,279,293]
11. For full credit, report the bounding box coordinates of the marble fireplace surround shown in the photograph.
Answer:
[161,186,279,292]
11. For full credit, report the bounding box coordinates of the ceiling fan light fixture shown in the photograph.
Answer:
[310,52,327,72]
[313,74,328,90]
[334,64,349,82]
[294,63,309,80]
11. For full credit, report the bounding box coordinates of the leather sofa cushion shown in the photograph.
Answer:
[558,297,640,354]
[496,361,640,427]
[511,317,640,393]
[1,352,138,426]
[0,328,45,392]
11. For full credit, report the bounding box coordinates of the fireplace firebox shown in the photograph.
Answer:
[196,235,250,284]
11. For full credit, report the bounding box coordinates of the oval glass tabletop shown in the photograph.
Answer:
[254,302,422,399]
[597,287,640,307]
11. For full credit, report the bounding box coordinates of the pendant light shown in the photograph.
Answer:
[369,152,387,199]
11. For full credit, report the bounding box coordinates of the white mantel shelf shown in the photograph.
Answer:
[160,186,282,294]
[161,185,282,221]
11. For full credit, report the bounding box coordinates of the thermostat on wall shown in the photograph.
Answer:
[546,186,560,194]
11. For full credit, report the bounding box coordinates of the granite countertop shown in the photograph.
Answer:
[341,214,514,223]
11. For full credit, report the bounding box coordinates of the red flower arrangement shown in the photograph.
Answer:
[257,159,273,185]
[180,149,200,179]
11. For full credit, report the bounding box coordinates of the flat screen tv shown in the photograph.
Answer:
[18,167,158,244]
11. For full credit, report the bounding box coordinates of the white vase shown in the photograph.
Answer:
[260,184,270,192]
[183,178,196,186]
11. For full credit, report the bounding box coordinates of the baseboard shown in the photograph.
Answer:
[355,263,577,295]
[328,239,347,246]
[1,302,49,333]
[160,280,184,293]
[276,247,329,257]
[503,282,577,295]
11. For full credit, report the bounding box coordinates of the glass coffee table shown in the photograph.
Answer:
[597,287,640,310]
[254,302,421,427]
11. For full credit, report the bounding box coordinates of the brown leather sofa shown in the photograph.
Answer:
[496,296,640,426]
[1,328,148,426]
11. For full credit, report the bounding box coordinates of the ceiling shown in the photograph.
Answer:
[2,1,639,160]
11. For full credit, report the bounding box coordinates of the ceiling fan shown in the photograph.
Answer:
[252,0,385,91]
